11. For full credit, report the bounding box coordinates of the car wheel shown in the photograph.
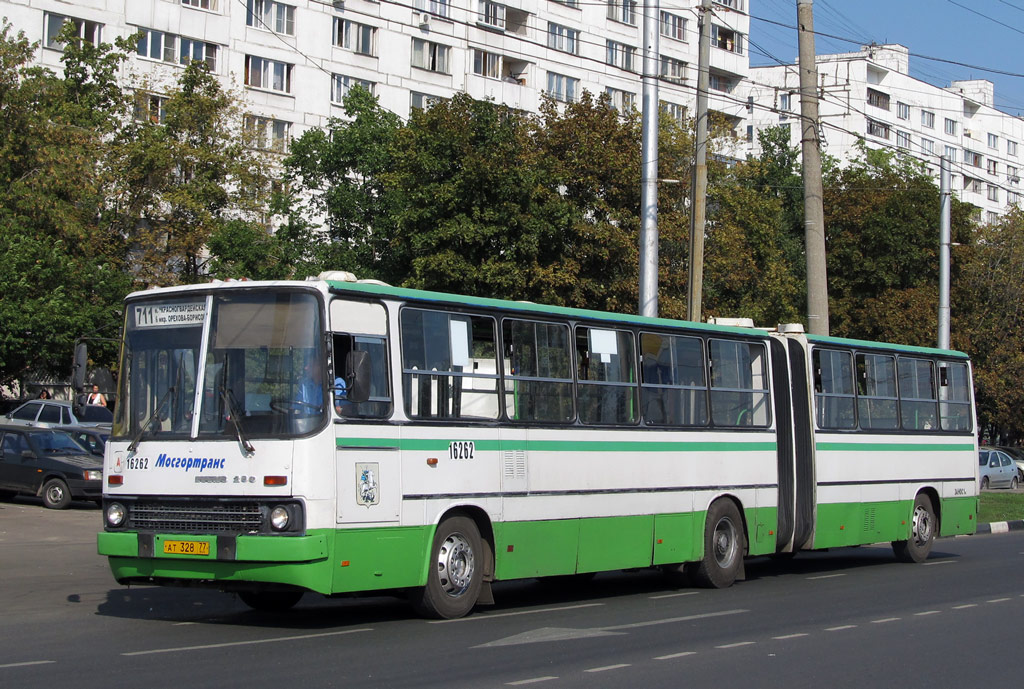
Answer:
[41,478,71,509]
[1012,477,1019,490]
[981,476,990,490]
[892,493,937,563]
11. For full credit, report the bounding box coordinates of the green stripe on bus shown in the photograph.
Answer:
[338,438,776,452]
[816,442,976,452]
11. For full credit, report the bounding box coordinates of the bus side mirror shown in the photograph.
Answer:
[345,351,371,404]
[72,342,88,390]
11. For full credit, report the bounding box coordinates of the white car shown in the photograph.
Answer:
[4,400,112,429]
[979,449,1019,490]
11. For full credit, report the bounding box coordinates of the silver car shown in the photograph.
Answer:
[4,400,112,429]
[979,449,1019,490]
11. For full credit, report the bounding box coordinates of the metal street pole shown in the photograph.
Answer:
[938,155,951,349]
[797,0,830,335]
[638,0,661,318]
[687,0,712,323]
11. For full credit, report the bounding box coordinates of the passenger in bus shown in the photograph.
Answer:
[333,375,350,416]
[296,358,324,410]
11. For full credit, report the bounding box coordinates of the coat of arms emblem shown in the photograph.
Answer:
[356,463,379,507]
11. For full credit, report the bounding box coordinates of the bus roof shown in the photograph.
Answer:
[806,333,970,360]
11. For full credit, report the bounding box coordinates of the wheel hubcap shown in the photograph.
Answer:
[712,517,739,568]
[436,532,475,597]
[47,484,64,504]
[912,505,933,545]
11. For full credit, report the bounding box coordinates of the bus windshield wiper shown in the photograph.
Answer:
[220,386,255,456]
[127,385,175,454]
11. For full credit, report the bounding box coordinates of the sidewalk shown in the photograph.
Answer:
[976,519,1024,534]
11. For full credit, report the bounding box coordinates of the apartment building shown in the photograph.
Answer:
[2,0,751,151]
[746,44,1024,221]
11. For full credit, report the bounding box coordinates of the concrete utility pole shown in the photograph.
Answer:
[687,0,712,323]
[797,0,830,335]
[938,155,952,350]
[638,0,661,318]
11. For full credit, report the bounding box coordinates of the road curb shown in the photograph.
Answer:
[976,520,1024,534]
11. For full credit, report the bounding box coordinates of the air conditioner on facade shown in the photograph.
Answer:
[964,130,973,138]
[417,12,430,29]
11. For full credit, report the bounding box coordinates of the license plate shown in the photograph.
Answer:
[162,539,210,556]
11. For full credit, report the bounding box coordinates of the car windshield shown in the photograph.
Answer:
[114,290,325,440]
[28,430,88,454]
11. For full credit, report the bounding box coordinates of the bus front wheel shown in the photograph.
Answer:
[690,499,745,589]
[411,516,483,619]
[892,493,937,563]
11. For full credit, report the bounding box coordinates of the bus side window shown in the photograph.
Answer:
[332,333,392,419]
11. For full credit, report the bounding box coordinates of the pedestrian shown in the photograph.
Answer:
[88,384,107,407]
[38,389,50,399]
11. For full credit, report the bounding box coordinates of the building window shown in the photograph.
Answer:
[179,38,219,72]
[477,0,506,29]
[896,102,910,120]
[896,130,910,149]
[988,185,999,202]
[660,56,686,82]
[412,38,450,73]
[988,159,999,175]
[182,0,218,10]
[945,118,957,136]
[660,11,686,41]
[867,118,890,139]
[333,18,376,56]
[410,91,443,111]
[136,28,178,64]
[660,100,686,124]
[779,92,792,111]
[987,132,998,149]
[548,23,579,54]
[921,110,935,129]
[709,74,732,93]
[1010,191,1020,205]
[413,0,451,19]
[133,92,168,124]
[711,24,743,54]
[331,74,374,103]
[921,138,934,154]
[546,72,579,103]
[246,1,295,35]
[473,49,501,78]
[605,87,635,113]
[1008,165,1019,184]
[606,41,636,72]
[244,55,293,93]
[607,0,637,26]
[244,115,291,152]
[550,0,579,8]
[866,88,890,111]
[944,145,957,162]
[964,150,982,168]
[44,13,102,49]
[1009,140,1018,157]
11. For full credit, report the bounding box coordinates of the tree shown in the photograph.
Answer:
[0,21,131,386]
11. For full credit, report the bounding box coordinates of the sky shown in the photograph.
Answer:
[748,0,1024,116]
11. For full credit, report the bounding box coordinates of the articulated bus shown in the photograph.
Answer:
[97,273,978,618]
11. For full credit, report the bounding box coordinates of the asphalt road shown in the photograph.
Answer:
[2,496,1023,689]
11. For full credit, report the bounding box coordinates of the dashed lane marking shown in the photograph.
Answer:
[716,641,755,649]
[915,611,941,616]
[121,628,371,656]
[953,604,977,609]
[585,664,631,673]
[654,651,697,660]
[871,618,899,624]
[649,591,700,600]
[826,625,856,631]
[987,597,1011,603]
[807,573,846,580]
[923,560,955,566]
[772,633,809,639]
[431,603,603,624]
[0,661,56,669]
[507,677,558,686]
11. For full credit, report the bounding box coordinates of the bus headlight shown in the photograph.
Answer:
[270,505,290,531]
[106,502,126,527]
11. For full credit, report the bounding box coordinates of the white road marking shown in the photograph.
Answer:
[871,618,899,624]
[923,560,955,566]
[914,611,941,616]
[772,633,809,639]
[826,625,856,631]
[507,677,558,686]
[585,664,631,673]
[601,608,749,631]
[953,604,977,609]
[807,573,846,580]
[987,598,1011,603]
[649,591,700,600]
[0,660,56,669]
[431,603,603,623]
[173,622,198,626]
[121,628,371,656]
[716,641,756,649]
[654,651,697,660]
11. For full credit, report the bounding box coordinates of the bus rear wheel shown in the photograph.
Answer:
[892,493,937,563]
[239,590,303,612]
[411,516,483,619]
[690,499,745,589]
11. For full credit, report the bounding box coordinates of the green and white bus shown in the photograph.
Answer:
[97,273,978,618]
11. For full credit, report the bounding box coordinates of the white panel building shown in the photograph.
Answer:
[0,0,751,149]
[746,44,1024,221]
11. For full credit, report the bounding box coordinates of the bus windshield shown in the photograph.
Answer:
[113,291,325,441]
